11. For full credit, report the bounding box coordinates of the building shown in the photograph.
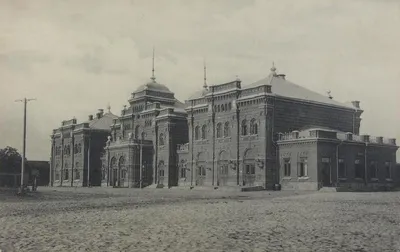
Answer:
[49,61,398,191]
[50,109,118,187]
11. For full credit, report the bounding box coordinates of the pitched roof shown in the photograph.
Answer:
[87,112,118,130]
[244,74,355,109]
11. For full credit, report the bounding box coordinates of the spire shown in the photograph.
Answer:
[203,58,207,89]
[150,46,156,82]
[107,103,111,113]
[270,61,277,75]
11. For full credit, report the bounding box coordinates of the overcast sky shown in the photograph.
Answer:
[0,0,399,160]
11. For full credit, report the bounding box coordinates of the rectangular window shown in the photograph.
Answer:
[338,159,346,178]
[181,168,186,178]
[298,159,308,177]
[245,164,255,175]
[385,162,392,179]
[354,159,364,179]
[283,159,291,177]
[369,161,377,179]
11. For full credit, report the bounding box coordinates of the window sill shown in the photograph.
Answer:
[385,178,393,182]
[370,178,379,182]
[298,176,309,181]
[338,178,347,181]
[282,177,292,180]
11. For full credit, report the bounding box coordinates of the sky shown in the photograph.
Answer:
[0,0,399,161]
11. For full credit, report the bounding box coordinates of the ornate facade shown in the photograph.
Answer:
[49,64,399,191]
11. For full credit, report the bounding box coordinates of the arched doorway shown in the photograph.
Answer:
[218,151,229,186]
[118,156,126,187]
[196,152,207,186]
[243,148,256,186]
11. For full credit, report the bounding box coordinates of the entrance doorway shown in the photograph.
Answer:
[321,161,331,187]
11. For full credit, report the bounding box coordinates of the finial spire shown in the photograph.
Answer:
[150,46,156,82]
[270,61,277,76]
[203,58,207,89]
[107,103,111,113]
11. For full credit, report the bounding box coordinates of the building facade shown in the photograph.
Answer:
[49,64,398,191]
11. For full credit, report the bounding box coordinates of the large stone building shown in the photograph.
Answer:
[49,63,399,191]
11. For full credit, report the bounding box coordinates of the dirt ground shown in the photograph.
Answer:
[1,187,399,252]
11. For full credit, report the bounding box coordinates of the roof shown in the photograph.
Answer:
[87,112,118,130]
[134,79,172,93]
[245,73,355,109]
[188,88,209,100]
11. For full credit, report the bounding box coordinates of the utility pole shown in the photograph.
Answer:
[15,98,36,193]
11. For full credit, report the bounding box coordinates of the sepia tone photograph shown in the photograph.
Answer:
[0,0,399,251]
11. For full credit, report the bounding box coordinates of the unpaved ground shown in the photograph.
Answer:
[1,188,400,252]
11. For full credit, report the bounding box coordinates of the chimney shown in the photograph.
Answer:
[361,134,370,143]
[96,109,104,119]
[291,130,299,139]
[376,136,383,144]
[351,101,360,109]
[88,115,93,121]
[266,85,272,94]
[345,132,353,141]
[388,138,396,145]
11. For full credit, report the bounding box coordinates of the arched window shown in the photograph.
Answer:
[201,125,207,139]
[224,122,230,137]
[250,119,258,135]
[221,105,225,112]
[78,143,82,153]
[216,123,222,138]
[224,104,228,111]
[241,120,248,136]
[141,131,145,140]
[195,126,200,140]
[159,133,165,146]
[135,125,140,139]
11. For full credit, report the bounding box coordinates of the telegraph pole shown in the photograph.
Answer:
[15,98,36,193]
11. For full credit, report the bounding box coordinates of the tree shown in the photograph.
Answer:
[0,146,25,174]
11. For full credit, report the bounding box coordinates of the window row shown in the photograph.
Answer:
[55,143,82,156]
[241,119,258,136]
[282,158,308,177]
[214,103,232,113]
[338,159,392,180]
[54,168,81,181]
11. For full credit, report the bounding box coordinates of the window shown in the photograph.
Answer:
[201,125,207,139]
[245,164,255,175]
[55,172,60,181]
[250,119,258,135]
[220,164,229,175]
[195,126,200,140]
[75,169,80,180]
[159,133,165,146]
[74,144,78,154]
[64,169,69,180]
[241,120,247,136]
[198,166,206,176]
[385,162,392,179]
[141,132,145,140]
[121,170,127,179]
[216,123,222,138]
[180,167,186,178]
[78,143,82,153]
[159,169,165,177]
[369,161,378,179]
[283,159,291,177]
[354,159,364,179]
[298,159,308,177]
[135,125,140,139]
[224,122,230,137]
[338,159,346,178]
